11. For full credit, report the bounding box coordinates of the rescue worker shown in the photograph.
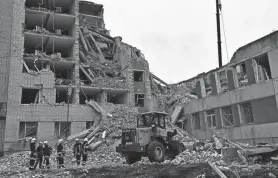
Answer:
[43,141,52,169]
[73,138,82,166]
[29,138,36,170]
[81,138,89,166]
[213,134,223,154]
[57,139,65,168]
[34,141,44,169]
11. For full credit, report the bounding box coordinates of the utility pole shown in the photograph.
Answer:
[216,0,222,67]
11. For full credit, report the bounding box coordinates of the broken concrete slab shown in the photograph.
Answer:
[171,106,183,124]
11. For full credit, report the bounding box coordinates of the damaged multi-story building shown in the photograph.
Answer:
[0,0,166,153]
[176,31,278,145]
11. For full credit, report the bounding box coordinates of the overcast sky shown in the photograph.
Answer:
[90,0,278,83]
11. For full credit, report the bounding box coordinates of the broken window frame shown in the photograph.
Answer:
[192,113,201,130]
[19,122,38,139]
[221,106,234,127]
[54,122,71,138]
[56,87,74,104]
[253,54,272,82]
[204,75,212,96]
[239,102,254,124]
[206,109,216,129]
[217,70,228,92]
[236,62,248,87]
[135,94,145,107]
[21,88,40,104]
[133,70,144,82]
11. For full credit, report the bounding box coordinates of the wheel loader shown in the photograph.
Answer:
[116,111,185,164]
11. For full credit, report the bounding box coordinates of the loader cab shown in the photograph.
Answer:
[137,112,167,129]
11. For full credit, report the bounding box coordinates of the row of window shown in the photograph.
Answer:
[192,101,254,130]
[19,121,94,139]
[203,53,271,97]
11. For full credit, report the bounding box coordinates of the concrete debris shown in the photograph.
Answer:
[171,106,183,124]
[170,149,224,165]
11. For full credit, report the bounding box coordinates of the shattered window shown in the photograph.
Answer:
[221,106,233,127]
[192,113,201,130]
[218,70,228,92]
[19,122,38,139]
[55,122,71,138]
[206,110,216,128]
[204,75,212,96]
[134,71,144,82]
[240,102,254,124]
[21,88,40,104]
[86,121,94,129]
[254,54,272,82]
[135,94,145,107]
[236,62,248,87]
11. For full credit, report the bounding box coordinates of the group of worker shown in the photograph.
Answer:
[29,137,89,170]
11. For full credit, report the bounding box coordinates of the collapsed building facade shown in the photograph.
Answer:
[0,0,168,153]
[175,31,278,145]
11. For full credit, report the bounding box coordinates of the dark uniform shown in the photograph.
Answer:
[73,142,82,166]
[43,144,52,169]
[81,141,89,165]
[57,143,65,168]
[34,144,44,169]
[29,142,36,170]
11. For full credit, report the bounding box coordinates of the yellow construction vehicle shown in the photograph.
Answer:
[116,111,185,164]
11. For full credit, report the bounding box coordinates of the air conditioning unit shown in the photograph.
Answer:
[55,29,62,35]
[55,7,62,13]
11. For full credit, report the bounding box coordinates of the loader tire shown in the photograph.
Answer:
[147,140,165,162]
[125,153,141,165]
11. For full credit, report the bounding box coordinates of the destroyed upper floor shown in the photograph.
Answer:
[173,31,278,100]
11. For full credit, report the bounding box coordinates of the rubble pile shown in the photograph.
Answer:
[166,81,198,107]
[90,144,124,164]
[0,151,30,173]
[103,103,138,137]
[88,77,126,88]
[170,150,223,165]
[78,22,128,89]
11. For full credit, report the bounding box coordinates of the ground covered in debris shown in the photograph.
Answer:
[0,162,221,178]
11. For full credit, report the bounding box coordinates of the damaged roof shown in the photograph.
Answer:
[230,30,278,64]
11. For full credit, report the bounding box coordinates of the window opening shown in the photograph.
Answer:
[221,106,233,126]
[134,71,144,82]
[135,94,145,107]
[240,102,254,124]
[19,122,38,139]
[54,122,71,138]
[206,110,216,128]
[21,88,40,104]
